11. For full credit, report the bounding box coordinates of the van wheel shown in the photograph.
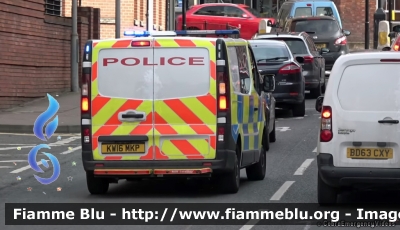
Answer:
[318,172,338,205]
[292,100,305,117]
[310,83,322,98]
[269,120,276,143]
[86,172,109,195]
[215,146,240,194]
[246,146,266,181]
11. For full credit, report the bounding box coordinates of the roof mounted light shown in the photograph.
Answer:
[124,30,151,37]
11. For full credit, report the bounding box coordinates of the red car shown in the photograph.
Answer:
[176,3,275,40]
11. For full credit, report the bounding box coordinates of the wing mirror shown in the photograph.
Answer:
[242,14,250,18]
[320,48,330,54]
[315,96,324,112]
[295,56,304,64]
[262,74,275,92]
[382,46,391,51]
[343,30,351,36]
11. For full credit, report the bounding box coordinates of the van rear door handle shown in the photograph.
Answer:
[122,114,143,119]
[378,120,399,124]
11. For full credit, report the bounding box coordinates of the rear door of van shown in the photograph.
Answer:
[152,37,217,160]
[331,59,400,168]
[92,38,154,161]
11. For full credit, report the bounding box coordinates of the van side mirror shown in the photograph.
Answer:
[343,30,351,36]
[295,56,304,64]
[382,46,391,51]
[388,32,397,38]
[393,25,400,32]
[315,96,324,112]
[262,74,275,92]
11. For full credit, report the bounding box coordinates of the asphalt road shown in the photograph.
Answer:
[0,96,398,230]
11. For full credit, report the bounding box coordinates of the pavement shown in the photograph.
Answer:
[1,96,399,230]
[0,92,80,134]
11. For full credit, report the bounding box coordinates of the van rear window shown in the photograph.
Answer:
[316,7,334,17]
[337,64,400,111]
[294,7,312,17]
[97,47,210,100]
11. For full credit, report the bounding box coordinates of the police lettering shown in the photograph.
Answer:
[102,57,205,66]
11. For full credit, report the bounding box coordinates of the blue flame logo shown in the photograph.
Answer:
[28,94,61,185]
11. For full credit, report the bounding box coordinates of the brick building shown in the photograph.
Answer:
[0,0,100,109]
[63,0,168,39]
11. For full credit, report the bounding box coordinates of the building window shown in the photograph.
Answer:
[45,0,62,16]
[379,0,400,12]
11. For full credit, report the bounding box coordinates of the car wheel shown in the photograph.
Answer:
[318,172,338,205]
[292,100,305,117]
[215,145,240,194]
[86,171,109,195]
[310,83,322,98]
[246,146,266,181]
[269,120,276,143]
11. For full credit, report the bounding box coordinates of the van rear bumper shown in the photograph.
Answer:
[318,153,400,187]
[82,149,236,177]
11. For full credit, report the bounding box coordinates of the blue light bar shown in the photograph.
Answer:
[175,30,240,36]
[123,30,151,37]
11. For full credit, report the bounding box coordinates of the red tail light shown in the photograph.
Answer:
[320,106,333,142]
[278,63,301,74]
[304,56,314,63]
[131,41,150,47]
[83,128,90,143]
[335,36,347,45]
[218,127,225,141]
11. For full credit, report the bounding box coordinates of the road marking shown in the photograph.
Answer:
[294,159,314,175]
[313,147,317,152]
[0,133,79,136]
[0,144,35,146]
[0,136,81,151]
[239,209,267,230]
[10,146,81,174]
[276,127,291,132]
[0,166,14,169]
[0,160,27,163]
[270,181,295,200]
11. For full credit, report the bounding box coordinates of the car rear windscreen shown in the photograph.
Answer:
[270,38,308,55]
[316,7,334,17]
[294,7,312,17]
[337,64,400,111]
[97,47,210,100]
[251,44,290,62]
[291,19,339,36]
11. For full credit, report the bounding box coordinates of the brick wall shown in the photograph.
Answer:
[333,0,377,50]
[0,0,100,109]
[64,0,166,39]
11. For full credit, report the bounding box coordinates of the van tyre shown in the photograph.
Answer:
[269,120,276,143]
[215,146,240,194]
[310,83,322,98]
[86,171,109,194]
[292,100,305,117]
[246,146,266,181]
[318,172,338,205]
[263,126,270,151]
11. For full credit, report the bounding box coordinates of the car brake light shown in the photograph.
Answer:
[278,63,301,74]
[306,4,311,6]
[303,56,314,63]
[335,36,347,45]
[320,106,333,142]
[393,38,400,51]
[81,97,89,112]
[131,41,150,47]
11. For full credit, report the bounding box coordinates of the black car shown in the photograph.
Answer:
[283,16,351,76]
[253,32,327,98]
[248,39,305,117]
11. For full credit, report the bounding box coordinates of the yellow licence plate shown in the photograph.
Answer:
[101,143,145,154]
[315,43,327,49]
[347,148,393,159]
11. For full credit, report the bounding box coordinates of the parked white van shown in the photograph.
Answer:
[315,51,400,204]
